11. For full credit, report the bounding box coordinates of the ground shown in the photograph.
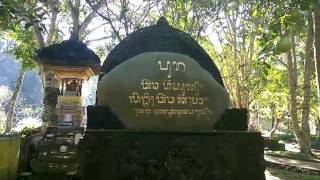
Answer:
[266,168,320,180]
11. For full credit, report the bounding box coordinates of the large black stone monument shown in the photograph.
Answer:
[80,17,265,179]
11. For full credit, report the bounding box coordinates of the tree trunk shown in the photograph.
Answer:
[316,117,320,141]
[287,34,310,155]
[300,13,314,155]
[314,2,320,145]
[270,115,279,140]
[270,104,278,139]
[46,0,59,46]
[33,24,45,48]
[314,3,320,102]
[291,33,298,90]
[68,0,80,40]
[5,67,26,132]
[235,81,242,108]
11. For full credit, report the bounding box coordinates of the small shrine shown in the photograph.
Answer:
[35,40,100,128]
[48,66,92,128]
[30,39,100,176]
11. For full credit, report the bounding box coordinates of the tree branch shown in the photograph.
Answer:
[82,22,108,39]
[85,0,122,41]
[134,0,160,30]
[46,0,59,46]
[32,24,45,48]
[79,0,106,36]
[85,35,112,44]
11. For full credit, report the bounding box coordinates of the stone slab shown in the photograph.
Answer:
[97,52,230,130]
[79,130,265,180]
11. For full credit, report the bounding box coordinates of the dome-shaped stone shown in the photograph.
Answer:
[101,17,224,86]
[96,17,230,130]
[97,52,229,130]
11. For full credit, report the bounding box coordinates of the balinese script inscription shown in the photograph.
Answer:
[129,76,212,119]
[157,60,186,78]
[141,79,202,94]
[133,108,212,119]
[128,91,208,106]
[126,59,213,120]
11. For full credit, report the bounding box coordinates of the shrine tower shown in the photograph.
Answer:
[30,40,100,175]
[35,39,100,128]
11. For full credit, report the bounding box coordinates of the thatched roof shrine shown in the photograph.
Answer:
[36,40,101,74]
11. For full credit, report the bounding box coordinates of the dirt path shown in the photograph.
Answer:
[265,155,320,171]
[265,168,320,180]
[264,154,320,179]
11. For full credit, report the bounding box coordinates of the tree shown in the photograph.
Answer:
[286,12,314,155]
[0,0,108,131]
[301,13,314,154]
[206,1,270,132]
[254,66,289,138]
[0,0,59,132]
[256,0,316,155]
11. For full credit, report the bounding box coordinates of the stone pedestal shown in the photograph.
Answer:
[79,131,266,180]
[56,96,84,127]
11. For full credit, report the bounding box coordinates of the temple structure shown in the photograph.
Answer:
[35,40,100,128]
[22,18,264,179]
[30,40,100,175]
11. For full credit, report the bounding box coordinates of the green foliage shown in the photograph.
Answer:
[252,0,320,133]
[19,126,40,137]
[275,37,292,53]
[6,26,37,69]
[256,0,316,56]
[0,0,41,70]
[253,65,289,120]
[272,133,296,143]
[0,0,41,31]
[162,0,224,39]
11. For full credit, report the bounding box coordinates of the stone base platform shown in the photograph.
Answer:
[79,130,266,180]
[30,127,84,176]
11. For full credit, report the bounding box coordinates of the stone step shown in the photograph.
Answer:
[37,151,77,158]
[31,160,78,174]
[56,118,83,122]
[38,154,78,163]
[47,150,77,156]
[39,143,77,151]
[46,127,84,134]
[43,136,76,142]
[45,133,82,140]
[46,132,77,138]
